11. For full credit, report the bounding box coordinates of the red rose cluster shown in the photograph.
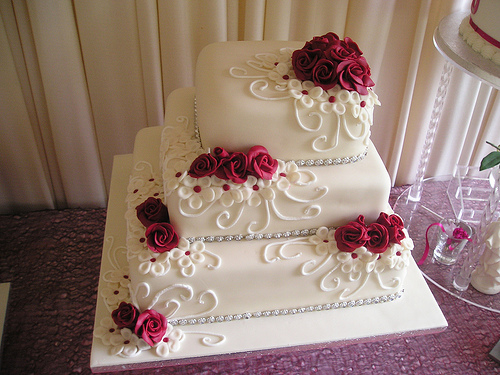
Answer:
[136,197,179,253]
[112,302,168,347]
[291,32,375,95]
[188,145,278,183]
[334,213,405,254]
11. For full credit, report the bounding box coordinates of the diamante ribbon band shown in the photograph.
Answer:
[169,289,404,326]
[186,226,331,244]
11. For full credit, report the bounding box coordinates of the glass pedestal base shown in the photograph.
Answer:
[394,177,499,314]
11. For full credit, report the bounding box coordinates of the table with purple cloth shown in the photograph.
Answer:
[0,186,498,374]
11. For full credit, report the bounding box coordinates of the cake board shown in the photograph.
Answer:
[90,149,448,373]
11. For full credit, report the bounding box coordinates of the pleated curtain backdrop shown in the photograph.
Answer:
[0,0,499,214]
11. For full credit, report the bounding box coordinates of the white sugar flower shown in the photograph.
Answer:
[126,231,148,256]
[269,62,293,86]
[155,325,185,357]
[109,328,150,357]
[289,80,323,108]
[101,283,130,309]
[275,161,301,191]
[137,249,171,277]
[220,184,247,207]
[106,266,131,288]
[178,176,218,209]
[170,239,206,277]
[245,177,275,206]
[377,243,411,272]
[336,247,376,274]
[94,317,120,346]
[309,227,338,256]
[127,173,161,205]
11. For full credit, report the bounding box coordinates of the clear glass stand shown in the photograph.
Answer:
[394,177,499,313]
[402,11,500,305]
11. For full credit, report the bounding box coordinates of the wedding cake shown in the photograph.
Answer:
[93,33,415,360]
[459,0,500,65]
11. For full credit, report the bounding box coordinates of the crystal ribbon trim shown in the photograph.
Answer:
[169,289,404,326]
[186,226,332,244]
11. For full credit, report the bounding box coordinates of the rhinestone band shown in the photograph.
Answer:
[193,97,368,166]
[289,148,368,167]
[169,290,404,327]
[186,226,334,244]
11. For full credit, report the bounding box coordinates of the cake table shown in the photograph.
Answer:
[90,153,448,372]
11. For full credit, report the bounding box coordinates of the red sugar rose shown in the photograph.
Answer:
[312,58,339,91]
[111,302,139,330]
[247,145,278,180]
[134,309,168,347]
[292,48,323,82]
[215,151,249,184]
[326,37,363,62]
[291,32,374,95]
[188,153,219,178]
[334,215,370,252]
[366,222,390,253]
[376,212,406,245]
[212,147,230,161]
[304,32,340,50]
[336,58,374,95]
[136,197,169,228]
[145,222,179,253]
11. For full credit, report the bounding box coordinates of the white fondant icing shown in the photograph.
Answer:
[196,42,379,162]
[94,38,415,361]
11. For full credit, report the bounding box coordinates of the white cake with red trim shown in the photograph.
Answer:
[94,34,414,359]
[459,0,500,65]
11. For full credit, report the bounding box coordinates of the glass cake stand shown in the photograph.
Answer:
[409,11,500,203]
[398,11,500,313]
[433,11,500,90]
[394,176,500,314]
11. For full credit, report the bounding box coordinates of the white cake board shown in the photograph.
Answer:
[90,154,448,373]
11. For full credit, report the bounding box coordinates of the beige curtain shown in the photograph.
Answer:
[1,0,498,214]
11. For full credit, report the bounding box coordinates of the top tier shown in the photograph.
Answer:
[195,36,379,161]
[470,0,500,45]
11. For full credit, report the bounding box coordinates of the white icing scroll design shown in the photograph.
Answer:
[263,238,308,263]
[146,284,194,315]
[176,290,219,320]
[320,268,341,292]
[249,79,292,101]
[229,48,379,154]
[261,226,412,300]
[184,331,226,347]
[169,161,327,233]
[376,274,402,290]
[130,282,151,308]
[102,236,128,276]
[301,254,333,276]
[338,274,370,300]
[139,284,219,321]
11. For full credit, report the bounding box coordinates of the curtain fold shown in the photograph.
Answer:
[0,0,499,214]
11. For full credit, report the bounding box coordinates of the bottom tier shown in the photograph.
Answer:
[90,154,447,371]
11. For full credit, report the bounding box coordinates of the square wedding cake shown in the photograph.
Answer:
[92,33,426,365]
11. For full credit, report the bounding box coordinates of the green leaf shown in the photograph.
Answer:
[480,151,500,171]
